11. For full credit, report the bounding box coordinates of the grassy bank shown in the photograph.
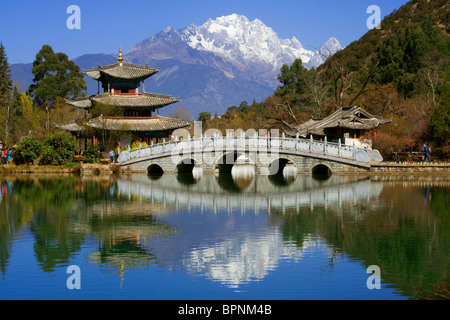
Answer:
[0,163,123,175]
[0,163,80,174]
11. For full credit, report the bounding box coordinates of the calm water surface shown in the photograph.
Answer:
[0,172,449,300]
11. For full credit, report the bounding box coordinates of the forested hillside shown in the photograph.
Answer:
[201,0,449,159]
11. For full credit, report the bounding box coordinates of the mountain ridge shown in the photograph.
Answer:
[10,13,342,117]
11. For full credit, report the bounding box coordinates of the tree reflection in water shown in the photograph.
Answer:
[0,173,449,299]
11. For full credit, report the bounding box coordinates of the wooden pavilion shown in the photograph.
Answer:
[285,106,391,148]
[61,45,190,151]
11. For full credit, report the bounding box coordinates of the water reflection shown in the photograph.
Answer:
[0,173,449,299]
[117,174,383,215]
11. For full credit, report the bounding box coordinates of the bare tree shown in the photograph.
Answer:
[319,49,379,109]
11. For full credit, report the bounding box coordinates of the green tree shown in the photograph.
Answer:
[84,140,100,163]
[374,22,435,97]
[19,92,41,136]
[429,78,450,144]
[13,136,42,165]
[28,45,86,133]
[198,112,211,123]
[275,59,331,116]
[40,131,76,165]
[276,59,314,102]
[0,43,11,94]
[0,42,13,144]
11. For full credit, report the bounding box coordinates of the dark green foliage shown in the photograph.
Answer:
[275,58,330,119]
[276,59,315,103]
[0,42,12,100]
[40,131,76,165]
[84,140,100,164]
[0,42,13,144]
[28,44,86,106]
[198,112,211,123]
[13,136,42,165]
[373,20,438,97]
[430,87,450,144]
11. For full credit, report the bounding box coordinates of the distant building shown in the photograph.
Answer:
[285,106,391,148]
[61,45,191,150]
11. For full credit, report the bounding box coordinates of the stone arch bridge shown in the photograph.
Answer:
[117,134,382,175]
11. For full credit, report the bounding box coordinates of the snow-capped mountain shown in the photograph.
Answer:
[180,14,318,71]
[123,14,342,116]
[304,37,343,69]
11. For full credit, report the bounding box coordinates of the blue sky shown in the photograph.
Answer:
[1,0,409,64]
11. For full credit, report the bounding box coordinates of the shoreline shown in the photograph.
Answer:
[1,162,449,175]
[0,164,77,174]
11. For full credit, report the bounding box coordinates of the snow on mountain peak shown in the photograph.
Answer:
[317,37,343,61]
[127,13,341,73]
[181,13,317,70]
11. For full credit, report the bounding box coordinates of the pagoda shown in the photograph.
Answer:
[63,45,191,150]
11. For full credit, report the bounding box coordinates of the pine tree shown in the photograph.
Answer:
[0,43,12,98]
[28,44,86,134]
[0,42,13,144]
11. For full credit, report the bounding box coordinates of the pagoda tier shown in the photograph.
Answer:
[85,62,159,82]
[57,115,190,134]
[66,93,181,110]
[84,45,159,85]
[86,115,191,134]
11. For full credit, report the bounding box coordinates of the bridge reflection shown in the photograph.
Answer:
[113,173,383,215]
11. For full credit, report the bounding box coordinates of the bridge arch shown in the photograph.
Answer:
[311,163,332,179]
[214,151,246,173]
[176,158,200,174]
[268,157,297,175]
[147,163,164,174]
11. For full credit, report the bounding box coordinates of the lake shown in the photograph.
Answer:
[0,172,449,300]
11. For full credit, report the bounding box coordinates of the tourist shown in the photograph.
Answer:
[422,143,431,162]
[2,147,7,165]
[109,149,115,163]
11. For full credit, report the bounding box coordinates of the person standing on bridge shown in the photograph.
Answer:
[422,143,431,162]
[109,149,115,163]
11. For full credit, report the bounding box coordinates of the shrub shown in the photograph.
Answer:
[42,131,76,165]
[39,144,55,165]
[84,141,100,163]
[13,137,42,165]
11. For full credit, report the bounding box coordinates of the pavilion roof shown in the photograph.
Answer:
[84,61,159,81]
[66,93,180,109]
[91,93,180,108]
[86,115,191,132]
[55,119,86,132]
[65,97,92,109]
[286,106,392,137]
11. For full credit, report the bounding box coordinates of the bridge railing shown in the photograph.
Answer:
[117,134,370,163]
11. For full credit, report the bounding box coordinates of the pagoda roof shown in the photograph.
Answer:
[55,119,86,132]
[84,61,159,82]
[65,97,92,109]
[91,93,180,108]
[86,115,191,132]
[66,93,180,109]
[286,106,392,137]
